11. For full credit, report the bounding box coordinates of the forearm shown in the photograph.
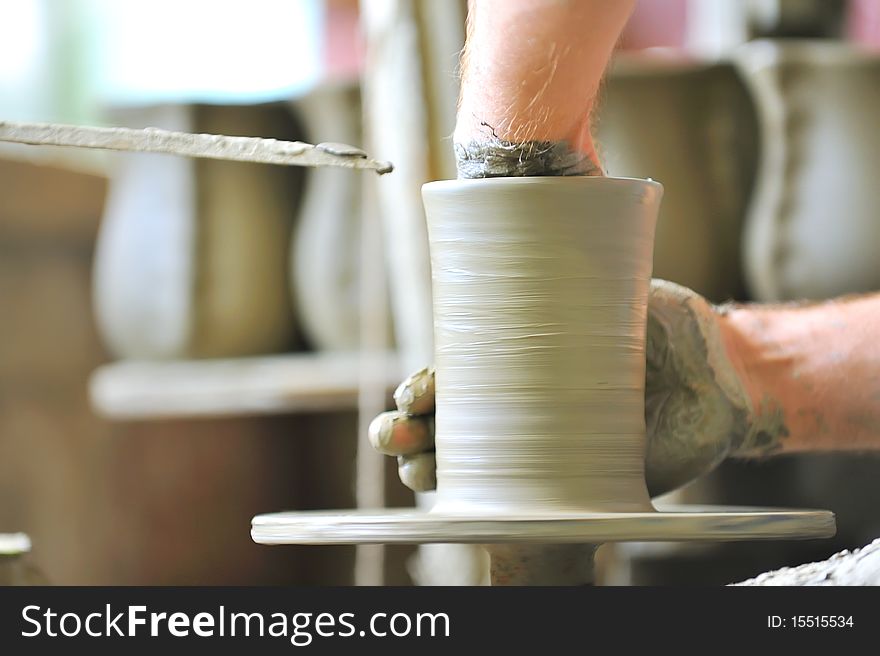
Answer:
[721,293,880,456]
[455,0,635,178]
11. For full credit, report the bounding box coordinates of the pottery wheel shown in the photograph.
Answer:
[251,506,834,545]
[252,178,836,583]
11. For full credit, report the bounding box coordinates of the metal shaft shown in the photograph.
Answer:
[486,544,597,586]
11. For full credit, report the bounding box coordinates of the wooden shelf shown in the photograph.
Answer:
[90,351,404,420]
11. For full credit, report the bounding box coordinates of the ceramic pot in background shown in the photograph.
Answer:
[92,105,195,359]
[736,40,880,301]
[93,104,302,360]
[598,57,759,303]
[290,84,393,351]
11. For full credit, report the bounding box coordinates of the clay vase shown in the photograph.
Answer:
[93,104,301,359]
[736,41,880,301]
[422,177,661,517]
[597,57,759,303]
[290,84,392,350]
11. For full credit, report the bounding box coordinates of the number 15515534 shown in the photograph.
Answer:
[768,616,854,629]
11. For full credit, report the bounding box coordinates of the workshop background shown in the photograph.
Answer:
[2,0,880,585]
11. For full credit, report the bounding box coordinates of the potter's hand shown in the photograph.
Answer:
[369,280,760,496]
[369,365,438,492]
[642,280,755,495]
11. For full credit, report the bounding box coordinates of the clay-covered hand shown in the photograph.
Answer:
[369,279,759,497]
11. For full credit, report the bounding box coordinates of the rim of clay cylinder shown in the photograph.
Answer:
[422,174,662,193]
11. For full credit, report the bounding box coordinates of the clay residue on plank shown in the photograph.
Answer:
[733,537,880,586]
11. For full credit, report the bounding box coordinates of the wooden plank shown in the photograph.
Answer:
[0,120,393,174]
[90,351,403,420]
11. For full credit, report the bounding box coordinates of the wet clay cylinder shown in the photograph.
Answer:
[422,177,662,516]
